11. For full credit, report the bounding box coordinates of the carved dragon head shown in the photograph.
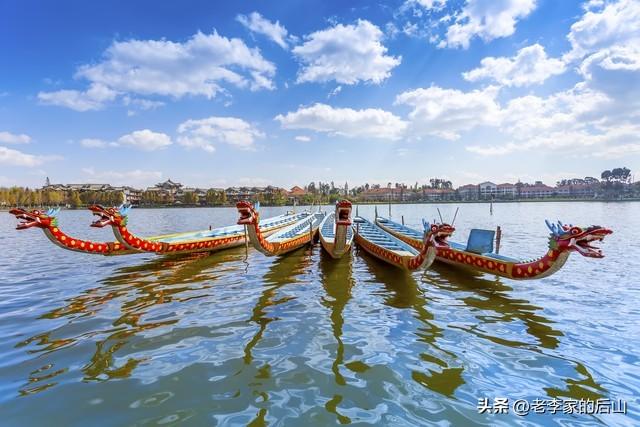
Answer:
[236,200,260,225]
[422,219,456,246]
[335,200,352,226]
[10,207,60,230]
[545,220,612,258]
[89,204,131,228]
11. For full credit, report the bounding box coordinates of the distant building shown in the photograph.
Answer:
[457,184,479,200]
[520,182,555,198]
[497,183,517,198]
[360,188,403,202]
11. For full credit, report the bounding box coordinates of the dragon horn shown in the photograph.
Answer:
[545,219,558,236]
[46,207,60,217]
[422,218,429,231]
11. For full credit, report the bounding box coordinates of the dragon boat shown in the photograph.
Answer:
[10,207,134,255]
[375,215,612,280]
[89,204,307,255]
[318,200,354,259]
[353,216,448,271]
[237,201,325,256]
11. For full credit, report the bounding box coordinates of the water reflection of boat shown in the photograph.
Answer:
[424,264,605,400]
[16,251,235,393]
[376,215,612,280]
[357,254,465,397]
[318,200,354,259]
[237,201,325,256]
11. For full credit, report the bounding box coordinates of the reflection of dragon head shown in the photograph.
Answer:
[10,207,60,230]
[335,200,352,226]
[236,200,259,225]
[422,219,456,246]
[545,220,612,258]
[89,204,131,228]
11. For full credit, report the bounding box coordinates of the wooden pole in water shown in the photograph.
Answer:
[495,226,502,254]
[401,215,404,225]
[452,207,459,225]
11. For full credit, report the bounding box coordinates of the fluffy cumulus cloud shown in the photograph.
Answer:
[117,130,172,151]
[237,12,293,49]
[566,0,640,61]
[38,31,275,110]
[177,116,264,153]
[0,131,31,144]
[444,0,537,49]
[463,44,565,86]
[293,20,401,85]
[395,86,501,140]
[0,147,60,167]
[38,83,117,111]
[275,103,408,140]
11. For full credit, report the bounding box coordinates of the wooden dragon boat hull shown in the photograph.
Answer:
[250,212,325,256]
[319,200,354,259]
[236,201,326,256]
[354,217,435,271]
[10,208,136,256]
[375,216,612,280]
[102,209,309,256]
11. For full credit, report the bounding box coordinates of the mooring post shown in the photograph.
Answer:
[496,226,502,254]
[402,215,404,225]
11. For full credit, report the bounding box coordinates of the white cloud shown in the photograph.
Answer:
[38,83,117,111]
[237,12,292,49]
[0,131,31,144]
[394,85,502,140]
[463,44,565,86]
[117,129,172,151]
[82,167,163,186]
[293,20,401,85]
[412,0,447,10]
[40,31,276,111]
[444,0,537,49]
[566,0,640,61]
[0,147,59,167]
[275,103,408,140]
[295,135,311,142]
[177,116,264,152]
[80,138,108,148]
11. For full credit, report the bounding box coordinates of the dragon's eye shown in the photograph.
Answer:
[570,227,580,235]
[431,225,437,232]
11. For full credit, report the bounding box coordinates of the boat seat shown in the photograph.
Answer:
[466,229,495,254]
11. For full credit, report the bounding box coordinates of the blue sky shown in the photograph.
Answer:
[1,0,639,189]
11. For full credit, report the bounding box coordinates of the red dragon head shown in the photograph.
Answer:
[10,207,60,230]
[89,204,131,228]
[545,220,612,258]
[423,219,456,246]
[335,200,352,226]
[237,200,259,225]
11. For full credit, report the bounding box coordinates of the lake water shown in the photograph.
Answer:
[1,202,638,426]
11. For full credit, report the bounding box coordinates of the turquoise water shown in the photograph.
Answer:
[0,202,638,426]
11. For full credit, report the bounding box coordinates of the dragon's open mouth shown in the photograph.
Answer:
[573,234,607,258]
[9,209,39,230]
[88,205,111,228]
[236,201,255,225]
[336,208,351,225]
[91,212,112,228]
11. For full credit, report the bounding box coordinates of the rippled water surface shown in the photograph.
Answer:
[1,203,638,426]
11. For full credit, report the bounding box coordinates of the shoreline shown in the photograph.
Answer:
[2,197,639,211]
